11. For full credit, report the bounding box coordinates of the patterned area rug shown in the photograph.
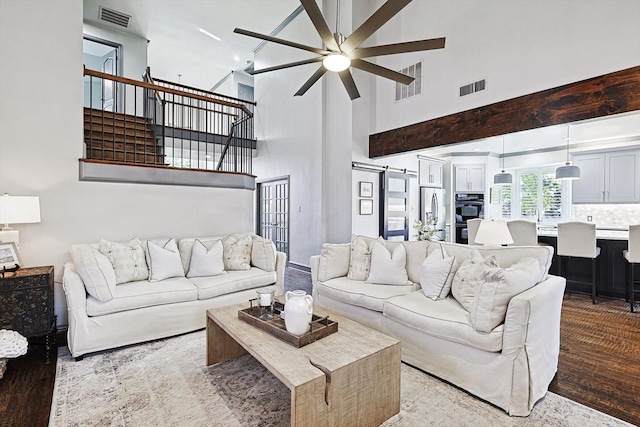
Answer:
[49,331,632,427]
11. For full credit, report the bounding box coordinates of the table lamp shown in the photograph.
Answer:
[474,219,513,246]
[0,193,41,248]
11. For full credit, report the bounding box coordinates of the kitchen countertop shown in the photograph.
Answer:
[537,225,629,240]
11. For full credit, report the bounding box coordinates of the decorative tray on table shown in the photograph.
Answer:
[238,300,338,348]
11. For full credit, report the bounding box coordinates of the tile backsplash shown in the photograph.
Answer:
[572,204,640,227]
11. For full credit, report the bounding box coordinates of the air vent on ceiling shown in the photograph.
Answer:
[99,6,131,28]
[460,78,486,97]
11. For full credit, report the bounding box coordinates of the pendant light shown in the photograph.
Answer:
[494,136,512,185]
[555,125,581,180]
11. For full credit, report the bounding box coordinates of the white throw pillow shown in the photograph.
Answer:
[147,238,185,282]
[451,249,499,312]
[470,257,540,332]
[250,235,277,272]
[69,245,117,302]
[318,243,351,282]
[365,241,409,286]
[222,233,252,271]
[187,239,225,278]
[347,235,374,280]
[99,238,149,284]
[420,250,457,301]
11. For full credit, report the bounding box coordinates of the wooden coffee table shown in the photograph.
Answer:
[206,302,401,427]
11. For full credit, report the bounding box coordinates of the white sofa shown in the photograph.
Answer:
[310,238,565,416]
[63,233,286,359]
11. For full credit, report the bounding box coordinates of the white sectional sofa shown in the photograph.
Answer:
[310,236,566,416]
[63,233,285,359]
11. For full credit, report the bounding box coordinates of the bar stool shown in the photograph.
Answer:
[467,218,482,245]
[557,221,601,304]
[507,220,538,246]
[623,224,640,313]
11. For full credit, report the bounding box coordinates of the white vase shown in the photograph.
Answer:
[284,290,313,336]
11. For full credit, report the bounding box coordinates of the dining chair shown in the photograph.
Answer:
[623,224,640,313]
[507,220,538,246]
[467,218,482,245]
[557,221,601,304]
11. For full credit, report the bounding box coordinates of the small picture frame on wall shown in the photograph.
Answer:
[359,181,373,198]
[0,242,22,270]
[360,199,373,215]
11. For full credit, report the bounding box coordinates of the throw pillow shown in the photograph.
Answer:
[470,257,541,332]
[451,249,499,312]
[317,243,351,282]
[187,239,225,278]
[147,238,185,282]
[365,241,409,286]
[250,235,277,272]
[222,233,252,271]
[420,250,457,300]
[69,244,117,302]
[347,234,373,280]
[99,238,149,284]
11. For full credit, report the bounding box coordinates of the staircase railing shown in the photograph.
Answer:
[83,66,256,175]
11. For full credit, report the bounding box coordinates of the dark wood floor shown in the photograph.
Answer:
[1,288,638,427]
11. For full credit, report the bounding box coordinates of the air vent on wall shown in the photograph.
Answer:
[99,6,131,28]
[460,78,486,97]
[395,61,422,102]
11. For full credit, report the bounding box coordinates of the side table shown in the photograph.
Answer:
[0,266,56,363]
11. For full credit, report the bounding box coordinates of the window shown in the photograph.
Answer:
[500,168,567,222]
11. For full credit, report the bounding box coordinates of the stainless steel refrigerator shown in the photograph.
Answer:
[420,187,446,241]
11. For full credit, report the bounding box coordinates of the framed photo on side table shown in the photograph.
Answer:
[0,242,22,270]
[359,181,373,198]
[360,199,373,215]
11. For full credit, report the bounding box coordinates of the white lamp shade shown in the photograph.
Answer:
[0,196,41,224]
[323,54,351,72]
[494,172,512,185]
[555,164,581,180]
[475,220,514,245]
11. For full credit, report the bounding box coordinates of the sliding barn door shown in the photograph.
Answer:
[380,171,411,241]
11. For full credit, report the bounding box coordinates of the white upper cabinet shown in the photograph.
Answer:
[454,164,485,193]
[572,149,640,203]
[419,158,444,188]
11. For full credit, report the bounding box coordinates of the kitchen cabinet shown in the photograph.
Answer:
[418,158,443,188]
[572,149,640,203]
[454,164,485,193]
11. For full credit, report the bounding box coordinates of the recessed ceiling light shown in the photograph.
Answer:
[233,55,240,61]
[199,28,220,41]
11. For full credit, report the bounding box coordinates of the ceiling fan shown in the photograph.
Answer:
[234,0,445,100]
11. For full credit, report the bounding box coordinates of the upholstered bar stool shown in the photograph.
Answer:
[507,220,538,246]
[557,221,601,304]
[623,224,640,313]
[467,218,482,245]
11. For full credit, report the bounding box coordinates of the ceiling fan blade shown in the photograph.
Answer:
[340,0,412,54]
[338,69,361,100]
[300,0,341,52]
[350,37,446,59]
[251,57,325,75]
[234,28,330,56]
[295,65,327,96]
[351,59,413,85]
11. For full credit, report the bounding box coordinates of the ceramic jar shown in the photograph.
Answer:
[284,290,313,335]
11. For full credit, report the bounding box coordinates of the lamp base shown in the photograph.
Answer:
[0,229,19,246]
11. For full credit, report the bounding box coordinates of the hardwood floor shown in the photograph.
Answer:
[1,283,638,427]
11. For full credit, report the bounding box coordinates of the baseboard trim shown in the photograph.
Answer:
[287,262,310,273]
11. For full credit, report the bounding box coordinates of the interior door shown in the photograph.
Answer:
[380,171,411,241]
[257,177,289,257]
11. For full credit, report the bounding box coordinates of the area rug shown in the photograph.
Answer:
[49,331,632,427]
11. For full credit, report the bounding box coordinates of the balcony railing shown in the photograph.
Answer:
[82,66,256,175]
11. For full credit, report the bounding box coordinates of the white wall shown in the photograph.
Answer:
[0,0,253,328]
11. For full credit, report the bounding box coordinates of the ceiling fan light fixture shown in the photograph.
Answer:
[323,53,351,72]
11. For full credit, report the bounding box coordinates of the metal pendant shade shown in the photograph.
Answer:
[556,125,581,180]
[494,137,512,185]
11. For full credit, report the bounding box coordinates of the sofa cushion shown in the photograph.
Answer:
[187,239,225,278]
[366,241,409,286]
[420,250,457,301]
[146,238,185,282]
[86,277,197,316]
[250,235,277,272]
[99,238,149,284]
[222,233,252,271]
[189,267,277,300]
[383,292,503,352]
[470,257,540,332]
[401,241,431,284]
[318,243,351,282]
[316,277,418,312]
[451,249,499,312]
[69,245,116,302]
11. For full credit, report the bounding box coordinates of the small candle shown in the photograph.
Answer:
[260,292,271,307]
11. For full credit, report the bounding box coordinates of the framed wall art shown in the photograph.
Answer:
[359,181,373,198]
[359,199,373,215]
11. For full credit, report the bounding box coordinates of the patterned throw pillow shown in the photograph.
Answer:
[99,238,149,285]
[451,249,499,312]
[222,233,252,271]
